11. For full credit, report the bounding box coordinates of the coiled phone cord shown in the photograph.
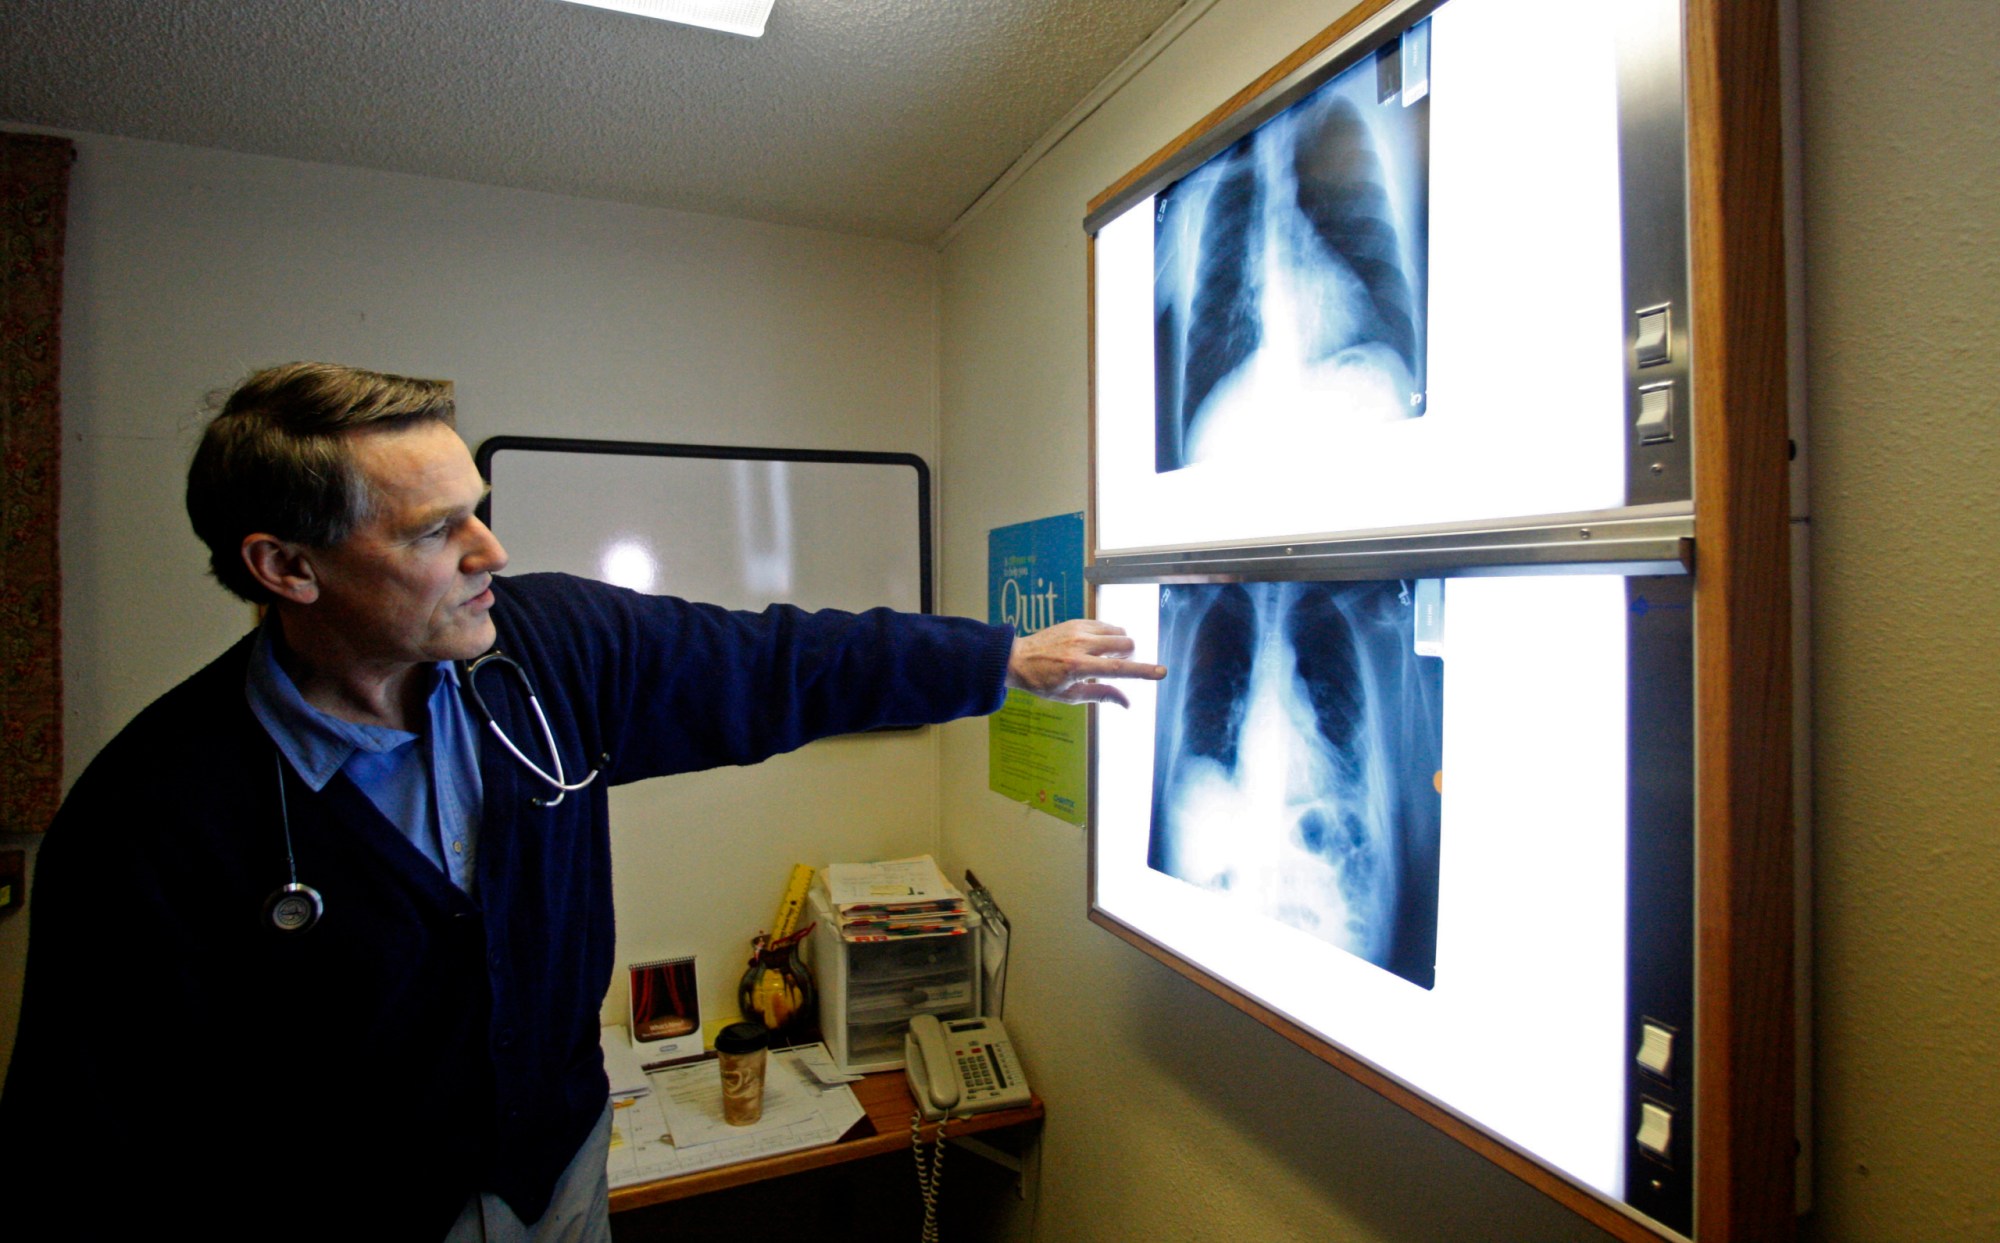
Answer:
[911,1109,949,1243]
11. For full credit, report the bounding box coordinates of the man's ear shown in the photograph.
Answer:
[241,535,321,604]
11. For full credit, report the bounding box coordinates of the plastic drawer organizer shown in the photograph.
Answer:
[810,888,982,1074]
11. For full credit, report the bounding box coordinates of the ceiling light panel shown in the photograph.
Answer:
[556,0,776,38]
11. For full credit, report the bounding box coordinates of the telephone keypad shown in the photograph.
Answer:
[955,1049,992,1096]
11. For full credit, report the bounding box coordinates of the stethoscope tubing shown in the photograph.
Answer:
[463,650,602,808]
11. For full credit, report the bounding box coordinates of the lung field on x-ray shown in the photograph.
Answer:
[1148,580,1444,989]
[1153,33,1430,474]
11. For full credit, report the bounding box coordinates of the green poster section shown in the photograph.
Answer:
[987,514,1087,825]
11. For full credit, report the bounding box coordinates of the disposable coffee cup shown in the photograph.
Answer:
[715,1021,771,1126]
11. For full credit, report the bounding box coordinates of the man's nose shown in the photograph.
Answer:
[467,516,509,574]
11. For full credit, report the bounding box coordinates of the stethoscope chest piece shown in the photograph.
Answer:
[264,881,324,934]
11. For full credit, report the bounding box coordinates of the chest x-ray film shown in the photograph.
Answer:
[1095,573,1639,1200]
[1149,580,1443,989]
[1094,0,1629,552]
[1155,27,1431,474]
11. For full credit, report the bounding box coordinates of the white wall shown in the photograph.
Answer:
[1795,1,2000,1238]
[0,130,944,1077]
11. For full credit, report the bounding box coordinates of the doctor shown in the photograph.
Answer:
[0,362,1162,1242]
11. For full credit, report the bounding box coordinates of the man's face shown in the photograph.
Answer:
[304,421,509,667]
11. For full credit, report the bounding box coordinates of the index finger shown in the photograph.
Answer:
[1076,656,1167,682]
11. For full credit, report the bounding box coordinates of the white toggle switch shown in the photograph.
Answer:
[1637,383,1675,444]
[1638,1023,1674,1078]
[1638,1102,1674,1157]
[1636,306,1672,366]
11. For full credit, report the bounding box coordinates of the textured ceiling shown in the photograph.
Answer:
[0,0,1186,242]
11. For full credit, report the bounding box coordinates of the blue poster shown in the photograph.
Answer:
[987,513,1087,825]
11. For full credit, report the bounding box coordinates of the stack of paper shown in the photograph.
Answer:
[605,1044,865,1191]
[600,1025,653,1101]
[820,855,973,942]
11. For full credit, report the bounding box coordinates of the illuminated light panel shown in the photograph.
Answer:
[556,0,775,37]
[1094,576,1630,1198]
[1093,0,1627,553]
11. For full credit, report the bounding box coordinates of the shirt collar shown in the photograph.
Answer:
[244,621,457,791]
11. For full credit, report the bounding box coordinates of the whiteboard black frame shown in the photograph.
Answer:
[473,435,934,616]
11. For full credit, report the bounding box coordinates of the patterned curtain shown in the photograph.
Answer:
[0,133,72,833]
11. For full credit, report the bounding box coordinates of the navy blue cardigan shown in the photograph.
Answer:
[0,574,1012,1239]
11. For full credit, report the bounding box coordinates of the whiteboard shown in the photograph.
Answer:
[475,437,930,614]
[472,436,941,1039]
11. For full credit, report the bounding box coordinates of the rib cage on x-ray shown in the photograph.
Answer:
[1154,33,1430,473]
[1149,580,1444,989]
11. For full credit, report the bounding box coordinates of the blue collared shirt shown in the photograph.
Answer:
[245,624,485,893]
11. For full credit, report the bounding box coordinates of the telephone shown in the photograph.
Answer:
[905,1013,1031,1121]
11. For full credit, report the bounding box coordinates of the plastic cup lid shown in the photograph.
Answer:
[715,1021,771,1054]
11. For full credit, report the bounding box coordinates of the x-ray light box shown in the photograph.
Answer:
[1082,0,1740,1237]
[1089,0,1690,555]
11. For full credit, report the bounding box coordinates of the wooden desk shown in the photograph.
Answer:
[608,1071,1044,1213]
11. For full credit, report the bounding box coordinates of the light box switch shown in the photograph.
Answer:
[1637,1022,1674,1078]
[1636,306,1672,366]
[1637,383,1675,444]
[1638,1102,1674,1157]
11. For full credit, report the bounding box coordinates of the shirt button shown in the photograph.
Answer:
[452,840,464,854]
[497,1030,516,1049]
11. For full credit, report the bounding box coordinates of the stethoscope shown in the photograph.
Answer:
[461,649,602,809]
[262,649,602,935]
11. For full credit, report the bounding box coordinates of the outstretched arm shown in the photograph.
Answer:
[1006,619,1167,708]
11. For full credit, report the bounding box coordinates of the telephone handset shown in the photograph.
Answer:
[905,1013,1031,1121]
